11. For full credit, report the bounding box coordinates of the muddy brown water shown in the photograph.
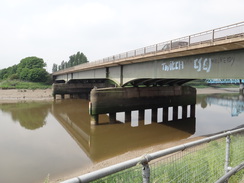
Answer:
[0,93,243,183]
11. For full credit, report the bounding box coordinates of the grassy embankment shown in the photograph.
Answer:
[185,80,240,88]
[93,134,244,183]
[0,79,51,89]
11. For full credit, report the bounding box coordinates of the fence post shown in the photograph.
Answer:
[225,135,231,175]
[142,162,150,183]
[212,29,215,42]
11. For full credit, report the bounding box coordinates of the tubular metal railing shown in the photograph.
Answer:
[53,21,244,75]
[62,127,244,183]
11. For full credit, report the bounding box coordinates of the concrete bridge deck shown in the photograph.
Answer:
[53,36,244,75]
[53,22,244,77]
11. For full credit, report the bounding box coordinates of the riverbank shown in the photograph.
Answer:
[0,87,240,103]
[0,88,53,102]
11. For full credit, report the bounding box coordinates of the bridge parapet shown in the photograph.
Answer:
[53,21,244,76]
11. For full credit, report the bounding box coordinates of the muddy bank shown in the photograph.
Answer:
[0,88,53,102]
[0,87,239,102]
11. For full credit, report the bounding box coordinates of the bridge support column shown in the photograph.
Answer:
[239,80,244,94]
[109,113,116,124]
[89,86,196,125]
[173,106,178,121]
[91,114,99,125]
[125,111,131,122]
[61,94,65,99]
[190,104,196,118]
[163,107,169,122]
[182,105,188,119]
[152,108,157,122]
[139,110,144,121]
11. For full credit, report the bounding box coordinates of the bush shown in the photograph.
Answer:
[28,68,49,82]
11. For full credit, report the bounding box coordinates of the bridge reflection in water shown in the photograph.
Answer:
[206,94,244,117]
[197,93,244,117]
[51,97,196,162]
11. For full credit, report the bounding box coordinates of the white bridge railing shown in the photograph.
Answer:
[54,21,244,75]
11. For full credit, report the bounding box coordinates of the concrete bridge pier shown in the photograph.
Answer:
[109,113,116,124]
[152,108,157,122]
[91,114,99,125]
[89,86,196,125]
[239,80,244,94]
[125,111,131,122]
[163,107,169,122]
[190,104,196,118]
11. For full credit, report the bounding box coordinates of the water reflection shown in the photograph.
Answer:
[197,93,244,116]
[0,102,50,130]
[51,99,196,162]
[0,92,244,183]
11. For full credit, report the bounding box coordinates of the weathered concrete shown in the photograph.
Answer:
[89,86,196,124]
[53,48,244,87]
[53,80,115,99]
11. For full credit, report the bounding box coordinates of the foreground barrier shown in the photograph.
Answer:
[62,127,244,183]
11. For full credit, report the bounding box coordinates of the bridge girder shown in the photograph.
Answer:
[54,48,244,87]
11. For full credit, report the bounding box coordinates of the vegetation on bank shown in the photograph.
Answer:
[93,133,244,183]
[0,51,89,89]
[0,56,52,90]
[52,51,88,72]
[185,79,239,88]
[0,57,50,82]
[0,80,51,89]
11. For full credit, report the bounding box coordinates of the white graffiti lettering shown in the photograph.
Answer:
[162,61,184,71]
[194,58,212,73]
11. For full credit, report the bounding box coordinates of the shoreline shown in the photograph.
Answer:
[0,88,53,103]
[0,87,240,103]
[0,87,240,182]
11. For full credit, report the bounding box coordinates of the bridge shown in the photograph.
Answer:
[52,22,244,124]
[53,22,244,87]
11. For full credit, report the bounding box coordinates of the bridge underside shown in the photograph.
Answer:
[125,78,195,87]
[54,49,244,87]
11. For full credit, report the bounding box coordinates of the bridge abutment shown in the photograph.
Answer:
[89,86,196,125]
[52,80,114,99]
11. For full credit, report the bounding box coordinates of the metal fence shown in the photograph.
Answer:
[54,21,244,75]
[62,127,244,183]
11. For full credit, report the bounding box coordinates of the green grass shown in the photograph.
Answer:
[185,80,240,88]
[0,79,51,89]
[93,134,244,183]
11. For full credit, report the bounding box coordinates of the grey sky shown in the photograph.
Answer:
[0,0,243,72]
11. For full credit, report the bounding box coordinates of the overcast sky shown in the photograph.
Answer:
[0,0,243,72]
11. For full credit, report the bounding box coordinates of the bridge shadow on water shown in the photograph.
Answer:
[51,98,196,162]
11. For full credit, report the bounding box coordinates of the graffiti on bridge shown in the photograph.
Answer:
[161,55,235,73]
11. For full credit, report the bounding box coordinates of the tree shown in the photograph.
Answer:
[51,51,89,72]
[28,68,49,82]
[19,68,29,80]
[16,56,49,82]
[18,57,46,70]
[0,56,50,83]
[52,63,58,73]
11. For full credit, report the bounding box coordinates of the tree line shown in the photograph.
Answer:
[52,51,88,72]
[0,51,88,83]
[0,56,50,83]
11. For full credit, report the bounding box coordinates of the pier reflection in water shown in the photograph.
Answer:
[52,99,196,162]
[0,93,244,183]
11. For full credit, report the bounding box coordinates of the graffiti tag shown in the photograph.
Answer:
[162,61,184,71]
[194,58,212,73]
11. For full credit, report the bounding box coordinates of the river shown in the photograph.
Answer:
[0,92,244,183]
